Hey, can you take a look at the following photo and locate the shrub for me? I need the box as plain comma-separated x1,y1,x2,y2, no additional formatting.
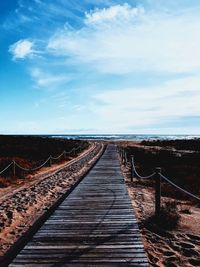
145,202,180,231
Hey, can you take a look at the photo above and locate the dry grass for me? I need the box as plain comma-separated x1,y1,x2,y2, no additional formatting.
0,135,90,185
144,202,180,231
121,142,200,202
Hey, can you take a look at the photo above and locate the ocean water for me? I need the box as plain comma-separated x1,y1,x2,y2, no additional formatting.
50,134,200,141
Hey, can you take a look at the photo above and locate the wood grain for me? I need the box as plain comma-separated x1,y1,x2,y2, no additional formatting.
9,145,148,266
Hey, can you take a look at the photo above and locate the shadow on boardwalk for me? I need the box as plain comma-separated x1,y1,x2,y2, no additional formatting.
10,145,148,266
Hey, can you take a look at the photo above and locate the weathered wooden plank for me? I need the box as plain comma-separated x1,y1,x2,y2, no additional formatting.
16,252,147,258
49,215,136,219
57,205,133,209
31,236,144,243
25,245,145,249
29,242,145,247
44,220,138,223
25,244,145,249
10,145,148,266
53,209,133,213
22,247,145,252
10,258,148,264
60,201,131,204
39,227,140,231
10,264,148,267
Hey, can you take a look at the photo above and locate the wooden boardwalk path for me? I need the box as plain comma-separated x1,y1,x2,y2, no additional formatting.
10,145,148,266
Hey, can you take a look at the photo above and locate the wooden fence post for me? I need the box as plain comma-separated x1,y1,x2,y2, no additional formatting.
131,156,134,182
124,151,127,166
13,161,16,178
155,167,161,216
121,149,123,163
122,150,125,165
49,157,52,167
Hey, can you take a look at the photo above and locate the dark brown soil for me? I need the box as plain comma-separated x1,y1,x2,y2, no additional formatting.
0,135,89,186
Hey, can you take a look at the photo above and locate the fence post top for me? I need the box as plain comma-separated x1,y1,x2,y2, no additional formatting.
155,167,161,173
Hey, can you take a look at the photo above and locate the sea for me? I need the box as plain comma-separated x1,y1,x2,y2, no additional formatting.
49,134,200,141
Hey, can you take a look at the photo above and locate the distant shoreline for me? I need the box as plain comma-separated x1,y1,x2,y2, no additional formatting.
1,134,199,141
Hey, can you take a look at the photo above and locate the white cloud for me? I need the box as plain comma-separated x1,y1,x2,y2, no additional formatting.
30,68,72,88
47,4,200,74
85,3,144,25
92,75,200,131
9,39,34,60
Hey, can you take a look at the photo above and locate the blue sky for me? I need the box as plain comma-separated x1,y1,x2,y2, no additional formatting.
1,0,200,134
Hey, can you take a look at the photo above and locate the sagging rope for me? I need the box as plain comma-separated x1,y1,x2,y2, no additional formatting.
0,144,83,175
51,151,66,160
160,173,200,201
131,156,155,179
0,162,14,175
14,156,52,172
119,148,200,202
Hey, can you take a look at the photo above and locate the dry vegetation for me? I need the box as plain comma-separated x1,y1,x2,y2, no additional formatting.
119,139,200,267
0,135,89,187
122,139,200,201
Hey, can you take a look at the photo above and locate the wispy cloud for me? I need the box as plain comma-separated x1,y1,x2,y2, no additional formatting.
48,4,200,74
92,75,200,131
9,39,35,60
30,68,72,88
85,3,144,24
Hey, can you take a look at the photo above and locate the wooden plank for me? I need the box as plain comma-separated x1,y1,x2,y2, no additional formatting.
25,245,145,249
10,145,148,266
40,227,140,232
28,243,144,248
12,258,147,266
10,264,148,267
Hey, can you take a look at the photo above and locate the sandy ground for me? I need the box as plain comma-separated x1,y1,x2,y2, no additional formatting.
0,142,104,257
121,160,200,267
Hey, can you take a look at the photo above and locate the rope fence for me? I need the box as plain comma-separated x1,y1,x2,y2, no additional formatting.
118,147,200,216
131,156,155,180
51,151,66,160
0,144,83,178
14,157,52,172
160,173,200,202
0,162,13,175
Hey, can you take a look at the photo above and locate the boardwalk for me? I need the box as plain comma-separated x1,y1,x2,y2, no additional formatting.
10,145,148,266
